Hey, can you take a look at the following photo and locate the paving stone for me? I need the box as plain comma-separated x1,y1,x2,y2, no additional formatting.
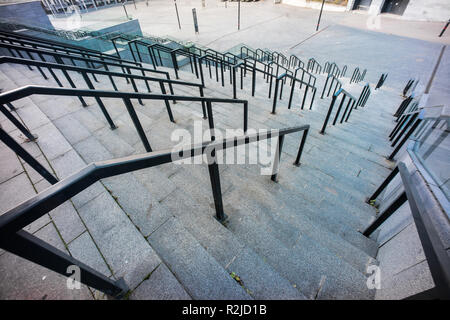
53,114,92,145
227,247,307,300
0,172,36,214
0,142,23,183
77,191,161,290
148,217,251,300
130,263,192,300
68,231,111,277
22,154,54,184
48,201,86,244
33,122,72,160
74,136,113,163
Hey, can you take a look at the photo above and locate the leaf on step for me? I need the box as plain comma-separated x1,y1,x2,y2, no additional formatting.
230,272,244,286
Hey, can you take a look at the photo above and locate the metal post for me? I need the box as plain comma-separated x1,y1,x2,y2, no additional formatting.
271,134,284,182
174,0,181,29
123,98,152,152
238,0,241,30
439,19,450,37
205,102,226,222
0,128,58,185
316,0,325,31
320,94,337,134
123,4,129,19
294,129,308,166
0,230,128,299
366,166,399,203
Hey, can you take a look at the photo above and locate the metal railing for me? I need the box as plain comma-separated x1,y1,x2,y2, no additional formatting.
355,83,371,108
0,124,310,298
403,78,419,97
375,73,388,90
321,74,342,99
271,72,318,114
307,58,322,74
0,85,248,162
363,162,450,299
0,54,206,120
320,88,357,135
0,40,175,91
387,109,424,161
350,67,366,84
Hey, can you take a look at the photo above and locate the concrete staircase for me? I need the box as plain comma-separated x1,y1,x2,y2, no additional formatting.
0,45,405,299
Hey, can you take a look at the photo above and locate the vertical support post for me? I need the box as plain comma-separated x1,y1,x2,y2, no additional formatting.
81,72,116,130
0,230,128,299
271,78,280,114
316,0,325,31
294,128,308,166
174,0,181,29
205,102,226,222
238,0,241,30
159,82,175,123
388,119,422,160
271,133,284,182
320,94,337,134
123,98,152,152
0,128,58,185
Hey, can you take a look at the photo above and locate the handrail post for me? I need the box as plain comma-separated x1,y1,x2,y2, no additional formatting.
332,94,345,125
363,191,407,236
0,128,58,184
271,78,280,114
387,118,422,160
205,101,226,222
294,128,309,166
320,94,338,134
123,98,152,152
158,81,176,123
0,104,37,141
170,50,179,79
271,133,285,182
251,67,256,97
81,72,116,130
288,78,295,109
0,230,128,299
366,166,399,203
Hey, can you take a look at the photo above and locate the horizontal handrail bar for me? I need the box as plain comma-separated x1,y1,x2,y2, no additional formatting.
0,56,201,87
0,124,309,236
0,40,170,77
0,85,247,105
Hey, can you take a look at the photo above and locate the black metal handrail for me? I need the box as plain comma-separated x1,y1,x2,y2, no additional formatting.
387,109,424,161
0,32,141,68
289,54,305,70
307,58,322,74
363,162,450,299
0,85,248,169
375,73,388,90
394,95,415,119
403,78,419,97
0,29,120,60
0,55,204,117
0,124,310,299
271,72,318,114
355,83,371,108
0,40,176,94
321,74,342,99
320,88,357,135
350,67,366,84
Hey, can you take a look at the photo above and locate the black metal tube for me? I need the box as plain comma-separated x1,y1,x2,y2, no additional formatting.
123,98,152,152
320,94,337,134
1,230,128,299
0,128,58,184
